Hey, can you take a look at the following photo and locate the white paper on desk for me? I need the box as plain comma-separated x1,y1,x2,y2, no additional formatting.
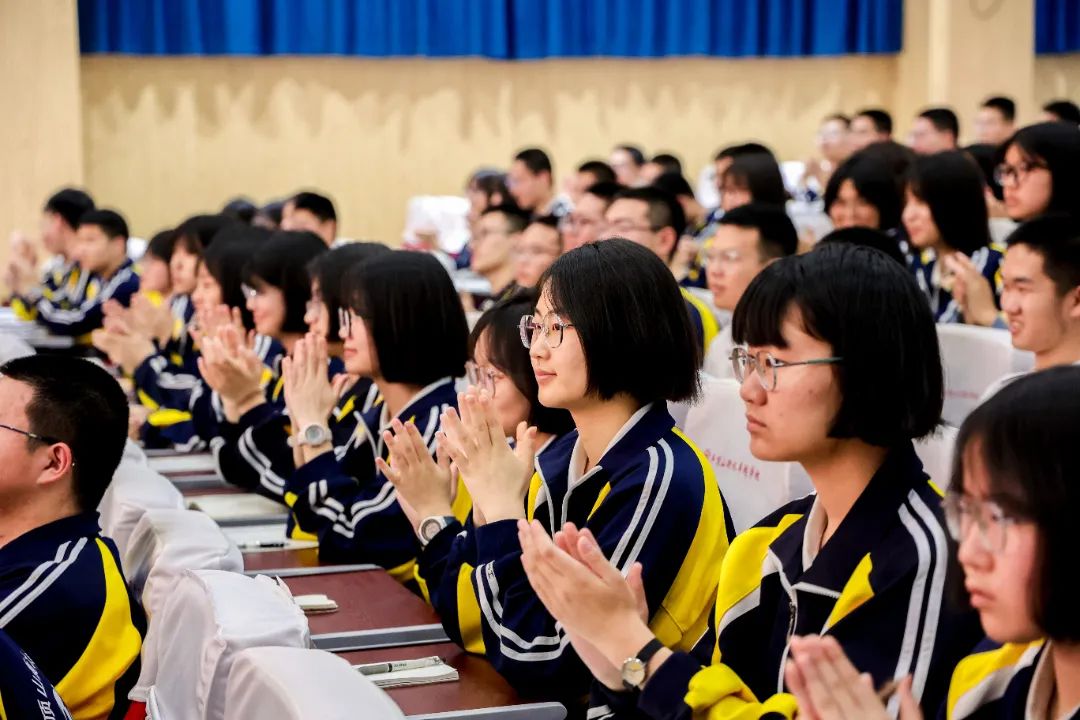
361,663,459,689
222,524,319,551
148,453,219,474
187,493,286,521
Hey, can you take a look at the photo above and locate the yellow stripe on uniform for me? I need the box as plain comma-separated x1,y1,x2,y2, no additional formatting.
825,554,874,631
456,562,486,654
681,287,720,348
946,640,1044,720
55,540,142,720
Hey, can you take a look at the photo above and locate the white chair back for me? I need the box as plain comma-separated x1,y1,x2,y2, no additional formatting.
98,441,184,558
937,325,1032,426
702,327,735,380
139,569,310,718
682,376,813,533
124,509,242,619
225,646,405,719
916,424,959,491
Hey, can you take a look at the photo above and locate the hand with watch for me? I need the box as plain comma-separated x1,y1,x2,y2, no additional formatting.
375,418,457,546
517,519,671,693
282,333,350,462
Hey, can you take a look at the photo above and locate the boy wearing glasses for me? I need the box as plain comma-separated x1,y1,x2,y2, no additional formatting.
0,356,144,719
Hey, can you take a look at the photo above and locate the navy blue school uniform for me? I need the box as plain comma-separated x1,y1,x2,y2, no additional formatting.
593,443,983,720
28,259,140,338
0,512,145,720
0,629,72,719
284,377,460,583
908,245,1005,324
943,639,1077,719
417,404,732,712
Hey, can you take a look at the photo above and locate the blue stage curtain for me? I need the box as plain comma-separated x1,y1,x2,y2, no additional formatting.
1036,0,1080,54
78,0,903,58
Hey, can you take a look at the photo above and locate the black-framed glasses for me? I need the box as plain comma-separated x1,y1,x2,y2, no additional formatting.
942,493,1022,554
729,347,843,392
465,361,501,397
0,422,59,445
519,313,574,349
240,283,260,302
993,161,1048,187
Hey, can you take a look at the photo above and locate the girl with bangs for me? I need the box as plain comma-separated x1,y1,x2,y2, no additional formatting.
517,243,982,718
397,239,731,713
278,251,469,580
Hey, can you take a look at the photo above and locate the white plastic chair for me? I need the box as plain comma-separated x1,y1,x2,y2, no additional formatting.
937,325,1033,426
124,509,242,619
916,424,959,491
138,569,310,719
98,440,184,558
682,376,813,534
702,326,735,380
225,646,405,719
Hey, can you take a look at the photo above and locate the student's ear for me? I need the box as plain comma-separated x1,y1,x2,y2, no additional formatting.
34,442,76,490
658,227,678,259
1067,286,1080,319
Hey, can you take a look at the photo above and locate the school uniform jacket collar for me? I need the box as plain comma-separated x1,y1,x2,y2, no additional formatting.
374,377,457,433
0,512,101,566
767,443,929,597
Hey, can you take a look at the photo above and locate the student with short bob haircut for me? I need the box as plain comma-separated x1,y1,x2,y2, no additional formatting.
281,251,468,579
718,152,788,211
903,150,1003,323
424,239,731,711
787,367,1080,719
243,230,328,349
516,243,981,718
825,152,904,233
996,122,1080,222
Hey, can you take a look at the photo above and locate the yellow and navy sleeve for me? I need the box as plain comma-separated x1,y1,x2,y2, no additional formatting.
681,287,719,358
32,260,140,338
0,629,72,720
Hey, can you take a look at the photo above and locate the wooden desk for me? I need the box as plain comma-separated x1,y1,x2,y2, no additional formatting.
242,546,323,573
342,644,566,719
284,570,440,637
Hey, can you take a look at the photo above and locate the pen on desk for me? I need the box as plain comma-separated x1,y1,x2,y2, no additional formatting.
237,541,286,549
355,656,443,676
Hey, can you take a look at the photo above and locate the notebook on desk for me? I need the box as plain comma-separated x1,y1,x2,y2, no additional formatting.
187,493,287,521
223,523,319,552
353,657,459,689
149,453,219,475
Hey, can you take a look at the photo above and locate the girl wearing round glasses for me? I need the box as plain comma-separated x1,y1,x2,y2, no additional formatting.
995,122,1080,223
213,242,391,511
280,250,469,579
516,242,981,717
416,239,731,710
786,366,1080,720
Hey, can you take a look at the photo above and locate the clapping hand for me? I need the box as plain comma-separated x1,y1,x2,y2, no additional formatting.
437,389,537,524
376,419,455,531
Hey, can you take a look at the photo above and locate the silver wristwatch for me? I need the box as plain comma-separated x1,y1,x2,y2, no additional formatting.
418,515,456,546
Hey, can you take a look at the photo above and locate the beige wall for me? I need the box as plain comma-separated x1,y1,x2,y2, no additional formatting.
0,0,83,264
1036,55,1080,106
81,55,896,244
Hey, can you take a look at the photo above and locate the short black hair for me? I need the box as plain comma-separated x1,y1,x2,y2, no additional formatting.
200,225,270,330
854,109,893,135
469,290,574,436
43,189,94,230
714,142,776,163
1,355,128,512
614,145,645,166
999,122,1080,216
907,150,991,255
174,214,236,256
222,197,257,224
717,203,799,260
538,239,700,405
481,204,531,234
1005,214,1080,296
950,366,1080,641
256,200,285,228
732,243,943,447
468,169,512,204
145,229,177,263
244,231,327,334
1042,99,1080,125
818,227,906,266
513,148,553,176
346,251,468,385
307,242,392,340
649,153,683,176
77,209,129,241
583,181,623,205
651,171,695,199
918,107,960,137
722,153,789,207
982,96,1016,123
291,191,337,223
824,152,904,231
612,186,687,239
576,160,616,185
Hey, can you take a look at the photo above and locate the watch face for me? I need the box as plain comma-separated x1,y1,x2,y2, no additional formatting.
303,424,329,445
420,518,443,542
621,657,646,689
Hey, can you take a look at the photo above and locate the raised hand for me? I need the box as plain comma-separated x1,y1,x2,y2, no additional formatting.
281,333,337,430
437,389,537,523
943,252,998,327
375,418,454,530
197,324,264,420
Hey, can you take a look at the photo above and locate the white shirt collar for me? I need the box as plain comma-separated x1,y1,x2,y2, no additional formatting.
802,498,827,571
